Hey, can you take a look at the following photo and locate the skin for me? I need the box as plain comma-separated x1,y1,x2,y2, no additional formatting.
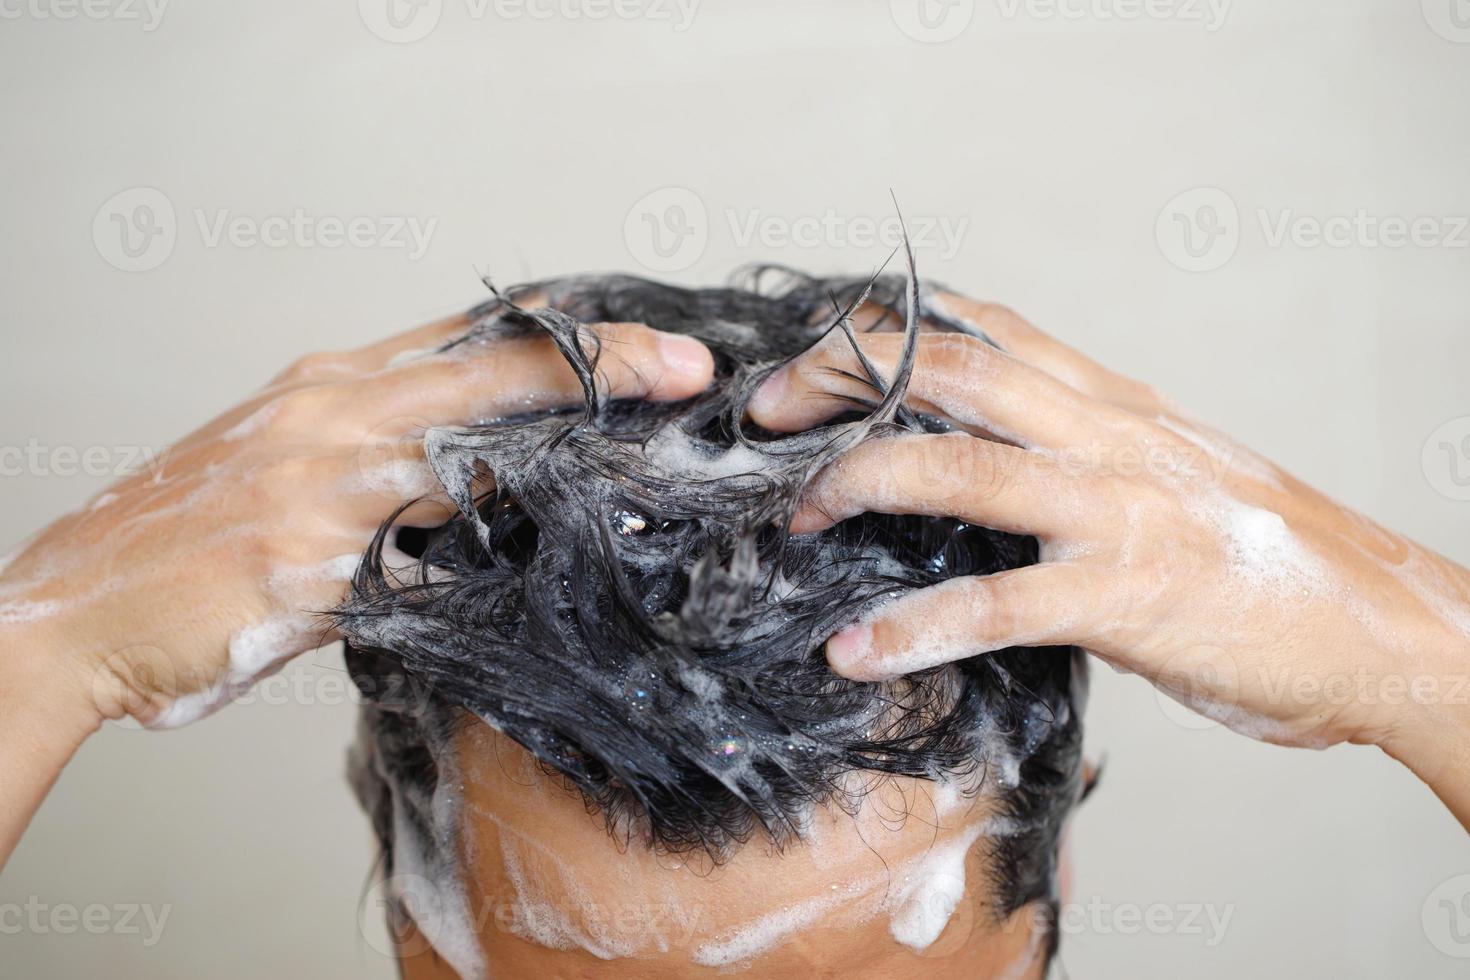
747,292,1470,831
0,305,717,867
394,720,1051,980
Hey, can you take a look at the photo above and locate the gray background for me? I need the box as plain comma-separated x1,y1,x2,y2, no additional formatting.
3,1,1469,977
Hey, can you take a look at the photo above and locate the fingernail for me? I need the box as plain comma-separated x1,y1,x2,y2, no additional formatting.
826,623,874,672
657,332,712,378
749,367,788,419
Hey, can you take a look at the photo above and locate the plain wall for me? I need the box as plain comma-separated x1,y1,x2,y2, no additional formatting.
2,1,1468,976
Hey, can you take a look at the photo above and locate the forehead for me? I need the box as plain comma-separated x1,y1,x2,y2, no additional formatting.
397,717,1046,978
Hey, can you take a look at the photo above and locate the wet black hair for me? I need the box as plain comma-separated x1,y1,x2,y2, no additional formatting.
339,257,1088,955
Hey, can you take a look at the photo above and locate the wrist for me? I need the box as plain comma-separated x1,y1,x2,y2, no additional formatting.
1,613,107,749
1373,634,1470,828
0,615,106,869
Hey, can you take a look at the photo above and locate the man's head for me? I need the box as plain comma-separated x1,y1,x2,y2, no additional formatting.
339,267,1088,977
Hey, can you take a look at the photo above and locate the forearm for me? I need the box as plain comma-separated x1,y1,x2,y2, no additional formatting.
0,620,99,871
1376,548,1470,830
1379,653,1470,832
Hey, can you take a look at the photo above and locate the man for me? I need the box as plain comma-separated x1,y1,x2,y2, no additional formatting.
340,267,1087,978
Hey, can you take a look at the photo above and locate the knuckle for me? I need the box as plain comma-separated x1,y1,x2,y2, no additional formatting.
279,349,357,384
589,321,657,359
585,319,639,343
790,354,837,394
973,301,1023,327
910,433,974,498
961,437,1012,499
971,578,1019,643
923,333,990,374
587,323,658,385
252,455,334,510
266,386,341,436
1126,379,1168,414
963,301,1031,342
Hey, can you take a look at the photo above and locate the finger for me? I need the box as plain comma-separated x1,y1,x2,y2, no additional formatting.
929,293,1164,415
350,290,552,370
349,311,475,370
264,294,555,389
825,565,1100,682
263,314,476,389
271,321,715,442
748,331,1120,452
340,438,463,528
792,433,1091,539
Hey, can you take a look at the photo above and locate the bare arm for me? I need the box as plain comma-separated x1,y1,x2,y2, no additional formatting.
751,293,1470,830
0,309,714,870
